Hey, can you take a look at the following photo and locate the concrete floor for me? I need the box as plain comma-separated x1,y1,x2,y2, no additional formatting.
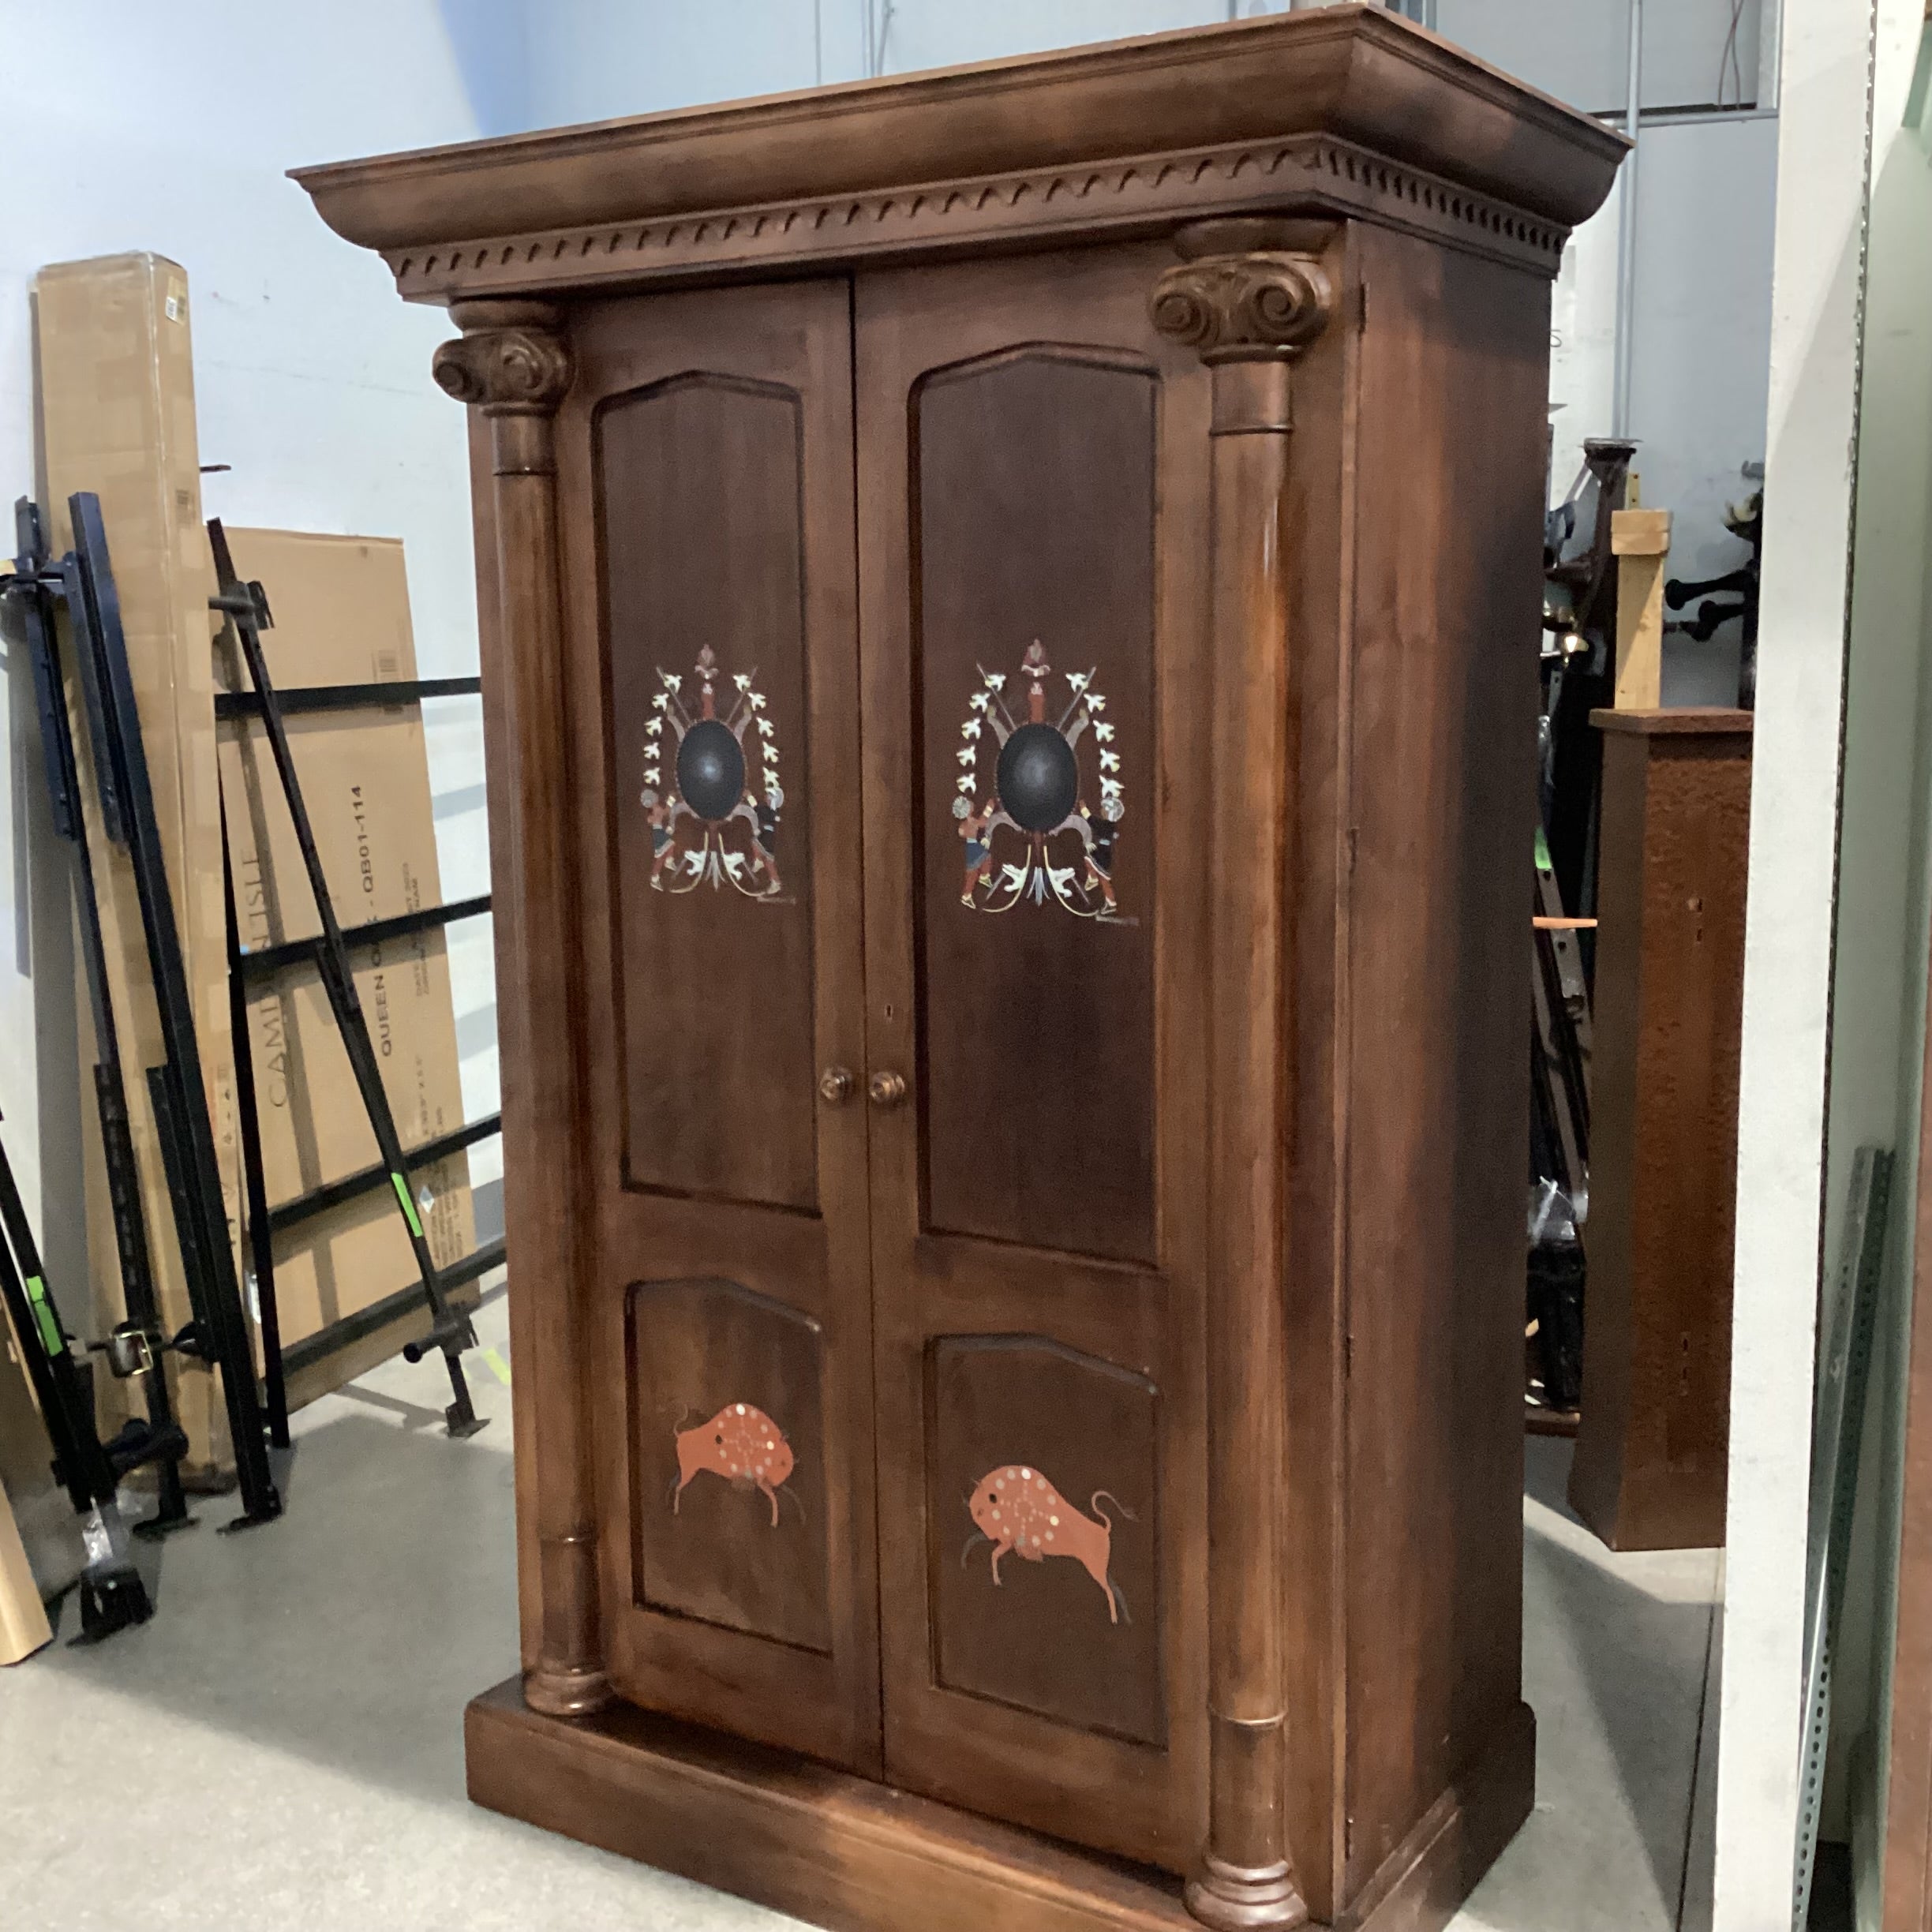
0,1295,1720,1931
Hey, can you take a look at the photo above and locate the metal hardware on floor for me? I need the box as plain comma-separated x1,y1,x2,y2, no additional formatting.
1793,1144,1893,1928
0,1114,163,1641
5,493,281,1533
210,519,491,1440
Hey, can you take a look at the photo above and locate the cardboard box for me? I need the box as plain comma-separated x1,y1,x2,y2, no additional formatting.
215,530,477,1390
34,254,239,1481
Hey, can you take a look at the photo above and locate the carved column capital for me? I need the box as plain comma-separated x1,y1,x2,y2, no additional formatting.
1149,220,1336,368
433,299,574,416
1150,253,1333,365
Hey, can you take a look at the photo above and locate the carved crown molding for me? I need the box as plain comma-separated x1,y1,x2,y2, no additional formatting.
384,135,1567,307
432,301,574,415
1149,250,1333,363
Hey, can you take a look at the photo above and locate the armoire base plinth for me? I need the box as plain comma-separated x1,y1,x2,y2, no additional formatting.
465,1680,1535,1932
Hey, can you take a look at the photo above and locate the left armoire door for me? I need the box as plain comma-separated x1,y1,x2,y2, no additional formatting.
555,279,882,1774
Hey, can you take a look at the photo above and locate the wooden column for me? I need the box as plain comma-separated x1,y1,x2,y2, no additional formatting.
1569,707,1751,1551
433,301,609,1717
1152,220,1333,1932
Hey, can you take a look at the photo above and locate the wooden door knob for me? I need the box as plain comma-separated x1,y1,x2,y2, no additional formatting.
867,1070,908,1108
818,1066,855,1105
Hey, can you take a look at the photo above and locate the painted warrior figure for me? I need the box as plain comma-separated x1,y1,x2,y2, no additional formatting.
1022,637,1050,722
642,788,680,889
1080,801,1119,915
751,791,784,897
957,795,998,904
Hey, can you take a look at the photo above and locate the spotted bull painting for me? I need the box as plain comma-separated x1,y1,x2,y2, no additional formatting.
671,1402,798,1527
962,1463,1133,1624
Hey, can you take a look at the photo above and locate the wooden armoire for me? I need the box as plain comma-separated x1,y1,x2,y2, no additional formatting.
298,13,1621,1929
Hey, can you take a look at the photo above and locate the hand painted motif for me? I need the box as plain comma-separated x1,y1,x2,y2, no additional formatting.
671,1402,797,1527
641,644,784,897
952,639,1123,918
962,1464,1134,1624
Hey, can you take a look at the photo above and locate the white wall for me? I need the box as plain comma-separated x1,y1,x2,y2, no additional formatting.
1811,0,1932,1918
0,1,501,1282
1550,114,1777,707
1439,0,1767,113
1717,0,1875,1923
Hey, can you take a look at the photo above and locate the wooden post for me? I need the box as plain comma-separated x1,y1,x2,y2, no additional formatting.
1152,219,1334,1932
1611,506,1672,709
433,301,609,1718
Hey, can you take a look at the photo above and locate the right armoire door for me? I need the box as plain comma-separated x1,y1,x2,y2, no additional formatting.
853,242,1217,1875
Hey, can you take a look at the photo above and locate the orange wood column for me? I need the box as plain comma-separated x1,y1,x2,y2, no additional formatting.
1152,219,1334,1932
435,301,610,1717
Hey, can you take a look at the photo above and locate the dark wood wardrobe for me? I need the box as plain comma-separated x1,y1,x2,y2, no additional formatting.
297,11,1623,1928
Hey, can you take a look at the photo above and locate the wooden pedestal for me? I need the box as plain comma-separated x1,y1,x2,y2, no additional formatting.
1570,708,1753,1551
466,1680,1535,1932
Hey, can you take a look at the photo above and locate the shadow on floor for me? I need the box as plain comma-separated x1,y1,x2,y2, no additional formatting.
34,1407,520,1812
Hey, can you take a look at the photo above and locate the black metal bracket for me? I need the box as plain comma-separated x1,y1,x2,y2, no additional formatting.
3,496,286,1537
52,496,282,1530
235,894,490,983
212,519,497,1441
214,675,481,720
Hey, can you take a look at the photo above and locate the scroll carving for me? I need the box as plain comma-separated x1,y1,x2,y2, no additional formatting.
1149,251,1332,364
432,301,573,415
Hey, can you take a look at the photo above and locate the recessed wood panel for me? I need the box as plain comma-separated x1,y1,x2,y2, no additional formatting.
601,373,817,1211
913,350,1157,1264
630,1277,831,1656
928,1335,1163,1748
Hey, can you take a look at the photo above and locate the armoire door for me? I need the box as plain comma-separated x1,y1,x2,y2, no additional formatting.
855,245,1215,1870
555,279,882,1773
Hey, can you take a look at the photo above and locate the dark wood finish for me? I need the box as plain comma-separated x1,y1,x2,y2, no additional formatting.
466,1676,1533,1932
857,243,1211,1875
557,279,882,1773
1151,217,1335,1931
913,344,1159,1266
601,373,818,1209
1335,222,1553,1900
1569,708,1751,1552
293,8,1623,282
306,13,1622,1931
435,301,608,1718
930,1336,1165,1748
629,1278,830,1653
464,410,545,1675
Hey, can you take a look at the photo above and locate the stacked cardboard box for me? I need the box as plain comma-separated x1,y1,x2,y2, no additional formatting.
36,256,478,1460
34,254,239,1481
217,530,477,1408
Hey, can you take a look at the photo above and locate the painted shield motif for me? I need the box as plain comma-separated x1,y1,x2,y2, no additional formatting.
954,639,1124,918
641,644,784,897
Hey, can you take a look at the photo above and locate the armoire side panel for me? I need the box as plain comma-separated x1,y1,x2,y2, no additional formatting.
914,350,1159,1267
600,373,818,1213
1341,226,1548,1896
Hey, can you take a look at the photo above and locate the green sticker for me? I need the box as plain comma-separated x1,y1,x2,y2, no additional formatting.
391,1173,425,1242
1534,825,1552,873
24,1275,61,1357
